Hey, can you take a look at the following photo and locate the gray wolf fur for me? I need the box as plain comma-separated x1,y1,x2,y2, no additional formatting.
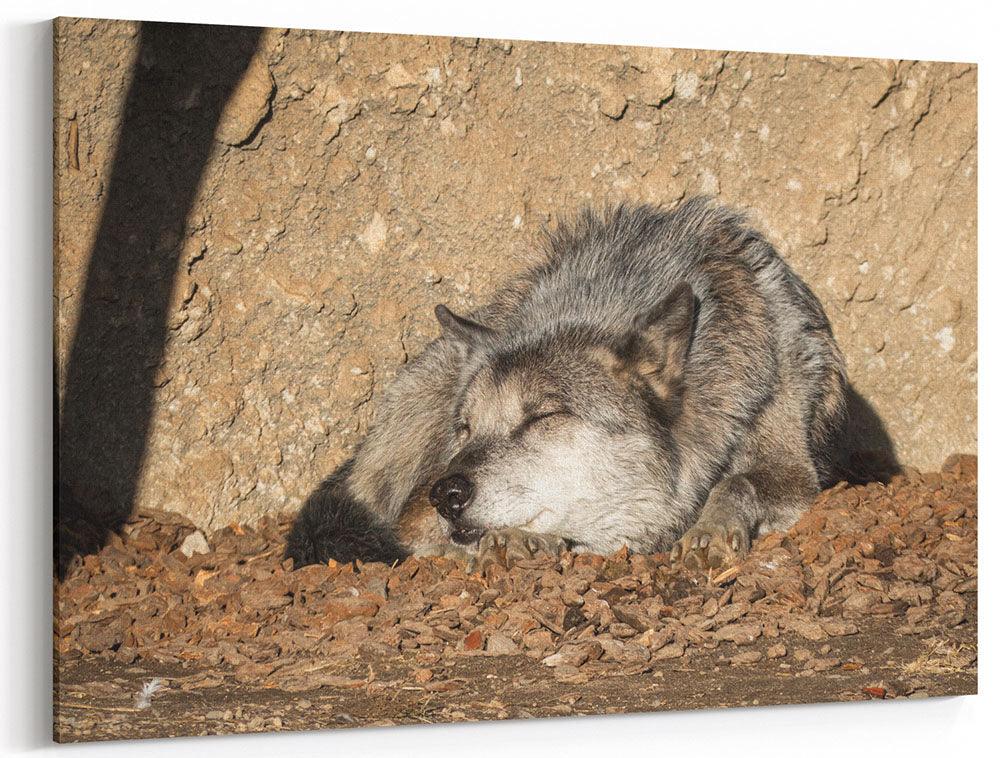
286,198,853,570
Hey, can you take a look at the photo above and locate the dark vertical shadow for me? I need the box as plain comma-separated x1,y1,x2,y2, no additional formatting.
56,22,262,578
834,383,901,486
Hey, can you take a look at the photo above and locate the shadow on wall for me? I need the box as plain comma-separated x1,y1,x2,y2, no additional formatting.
836,384,901,487
56,22,263,578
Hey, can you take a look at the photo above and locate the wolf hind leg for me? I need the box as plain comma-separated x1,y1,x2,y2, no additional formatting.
670,462,817,570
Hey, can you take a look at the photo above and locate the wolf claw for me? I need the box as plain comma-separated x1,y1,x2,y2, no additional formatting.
670,520,748,571
474,528,567,571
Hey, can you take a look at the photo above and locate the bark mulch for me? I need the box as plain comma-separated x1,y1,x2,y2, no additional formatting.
53,454,978,740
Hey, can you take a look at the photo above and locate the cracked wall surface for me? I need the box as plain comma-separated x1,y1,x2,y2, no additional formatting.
54,19,977,529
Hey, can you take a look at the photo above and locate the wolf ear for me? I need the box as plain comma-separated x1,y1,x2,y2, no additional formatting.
435,304,494,348
623,283,695,397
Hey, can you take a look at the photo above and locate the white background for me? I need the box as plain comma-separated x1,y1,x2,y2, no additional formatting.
1,1,992,755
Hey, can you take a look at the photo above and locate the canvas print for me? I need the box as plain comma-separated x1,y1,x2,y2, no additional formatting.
53,17,977,742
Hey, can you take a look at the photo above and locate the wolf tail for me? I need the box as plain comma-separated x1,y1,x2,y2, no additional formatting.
284,460,409,568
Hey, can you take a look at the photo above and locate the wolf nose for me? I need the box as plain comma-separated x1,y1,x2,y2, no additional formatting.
429,475,474,520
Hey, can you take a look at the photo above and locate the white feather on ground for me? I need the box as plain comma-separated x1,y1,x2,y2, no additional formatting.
134,678,164,710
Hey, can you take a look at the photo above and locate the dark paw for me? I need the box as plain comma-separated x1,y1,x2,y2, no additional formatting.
670,520,748,571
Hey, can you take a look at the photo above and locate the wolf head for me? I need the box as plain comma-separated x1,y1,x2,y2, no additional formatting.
428,283,695,554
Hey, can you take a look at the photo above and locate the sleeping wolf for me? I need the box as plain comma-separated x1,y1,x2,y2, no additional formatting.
286,198,852,571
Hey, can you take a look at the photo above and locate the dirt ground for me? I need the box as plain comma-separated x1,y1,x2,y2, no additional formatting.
56,617,976,741
54,455,977,742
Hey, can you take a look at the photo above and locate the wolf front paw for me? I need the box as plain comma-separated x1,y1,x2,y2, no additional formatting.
670,520,748,571
474,528,567,571
412,542,477,571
